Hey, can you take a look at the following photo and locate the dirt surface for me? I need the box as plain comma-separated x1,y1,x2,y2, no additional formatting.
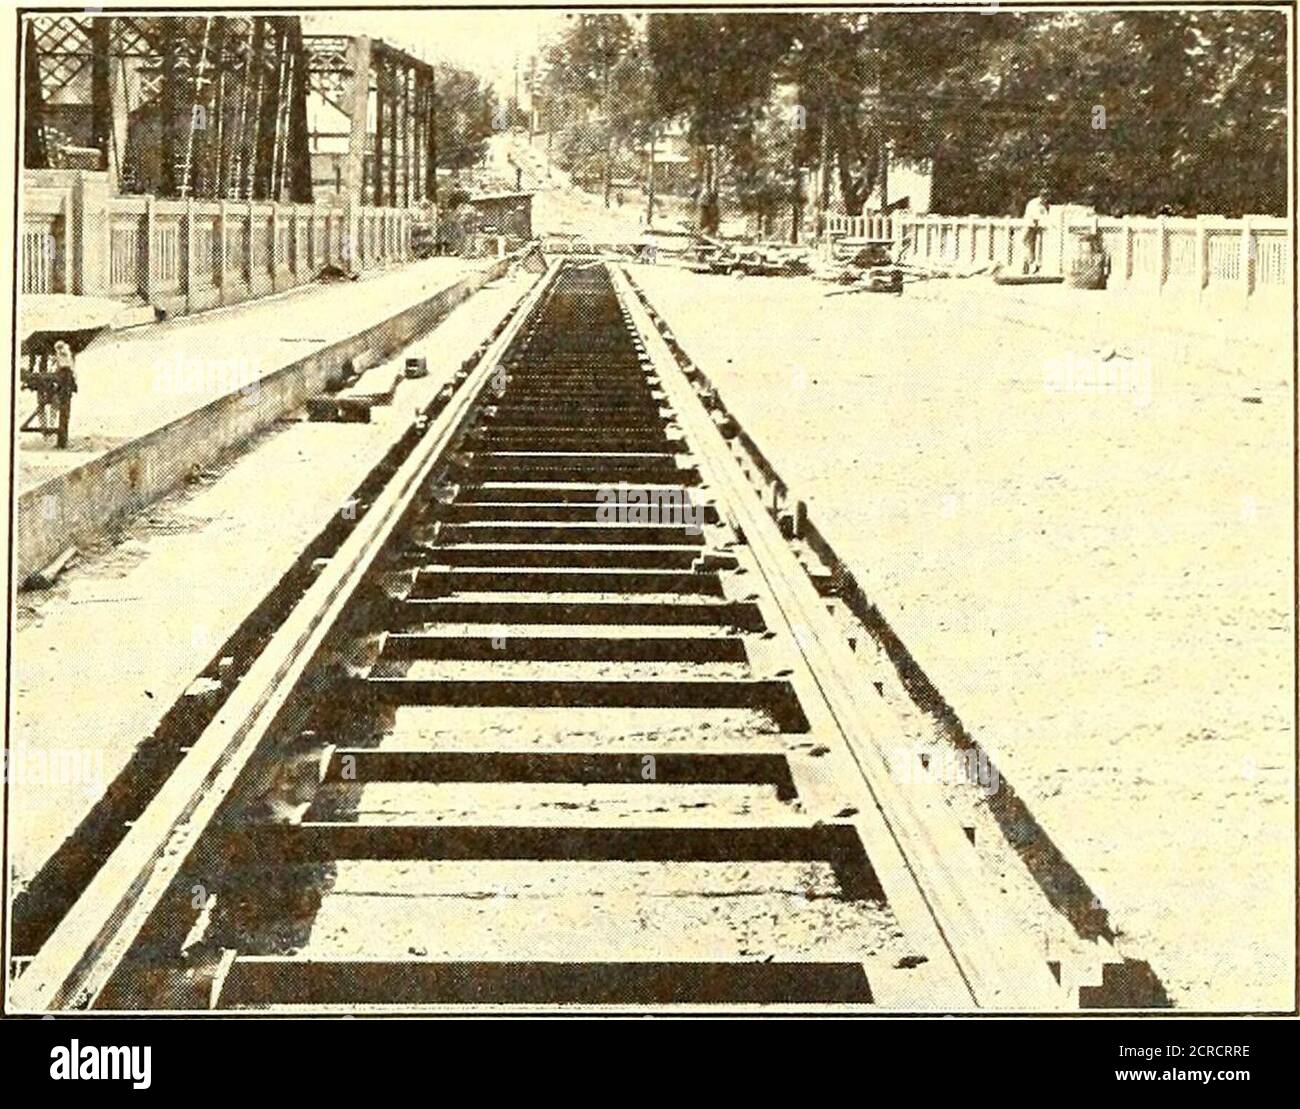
629,262,1295,1011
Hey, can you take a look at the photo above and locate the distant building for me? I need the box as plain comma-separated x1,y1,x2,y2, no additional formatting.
643,120,694,196
467,190,533,246
863,157,933,215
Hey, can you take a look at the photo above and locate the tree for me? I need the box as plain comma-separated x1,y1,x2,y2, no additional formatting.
731,88,806,239
787,13,875,219
544,9,1287,225
1149,8,1286,215
876,9,1287,216
788,9,1286,218
433,63,496,175
541,14,642,206
647,12,798,233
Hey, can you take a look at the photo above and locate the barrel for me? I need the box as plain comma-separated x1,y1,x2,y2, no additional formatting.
1067,231,1109,289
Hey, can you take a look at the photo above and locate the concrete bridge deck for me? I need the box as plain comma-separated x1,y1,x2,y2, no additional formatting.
14,254,529,582
17,258,475,492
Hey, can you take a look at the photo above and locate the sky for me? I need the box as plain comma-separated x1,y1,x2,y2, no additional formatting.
302,10,571,100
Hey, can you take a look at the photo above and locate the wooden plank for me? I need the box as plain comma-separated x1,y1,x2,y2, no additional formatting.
216,958,873,1007
992,273,1064,286
23,544,78,590
320,748,796,798
236,823,883,900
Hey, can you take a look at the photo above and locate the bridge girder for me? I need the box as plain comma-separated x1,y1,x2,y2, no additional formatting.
25,14,313,203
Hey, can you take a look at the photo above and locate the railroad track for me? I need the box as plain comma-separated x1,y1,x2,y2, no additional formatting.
13,259,1092,1012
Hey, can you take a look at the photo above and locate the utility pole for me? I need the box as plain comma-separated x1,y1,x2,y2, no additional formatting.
429,64,437,205
160,23,177,196
641,22,655,228
527,55,537,138
601,19,613,208
870,13,888,215
817,101,831,241
646,127,656,227
880,139,890,213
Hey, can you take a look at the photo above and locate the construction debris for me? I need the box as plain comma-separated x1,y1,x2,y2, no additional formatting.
685,239,814,277
22,545,78,591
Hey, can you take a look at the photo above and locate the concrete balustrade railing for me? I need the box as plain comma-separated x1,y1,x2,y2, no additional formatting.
825,209,1290,301
21,168,421,316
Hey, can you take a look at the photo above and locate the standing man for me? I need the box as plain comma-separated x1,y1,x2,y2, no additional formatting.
1021,188,1050,274
49,339,77,449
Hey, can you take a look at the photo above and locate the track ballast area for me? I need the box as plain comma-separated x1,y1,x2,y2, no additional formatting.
13,260,1100,1013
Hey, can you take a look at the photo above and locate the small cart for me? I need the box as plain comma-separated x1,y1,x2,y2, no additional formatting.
836,237,904,293
19,295,118,449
